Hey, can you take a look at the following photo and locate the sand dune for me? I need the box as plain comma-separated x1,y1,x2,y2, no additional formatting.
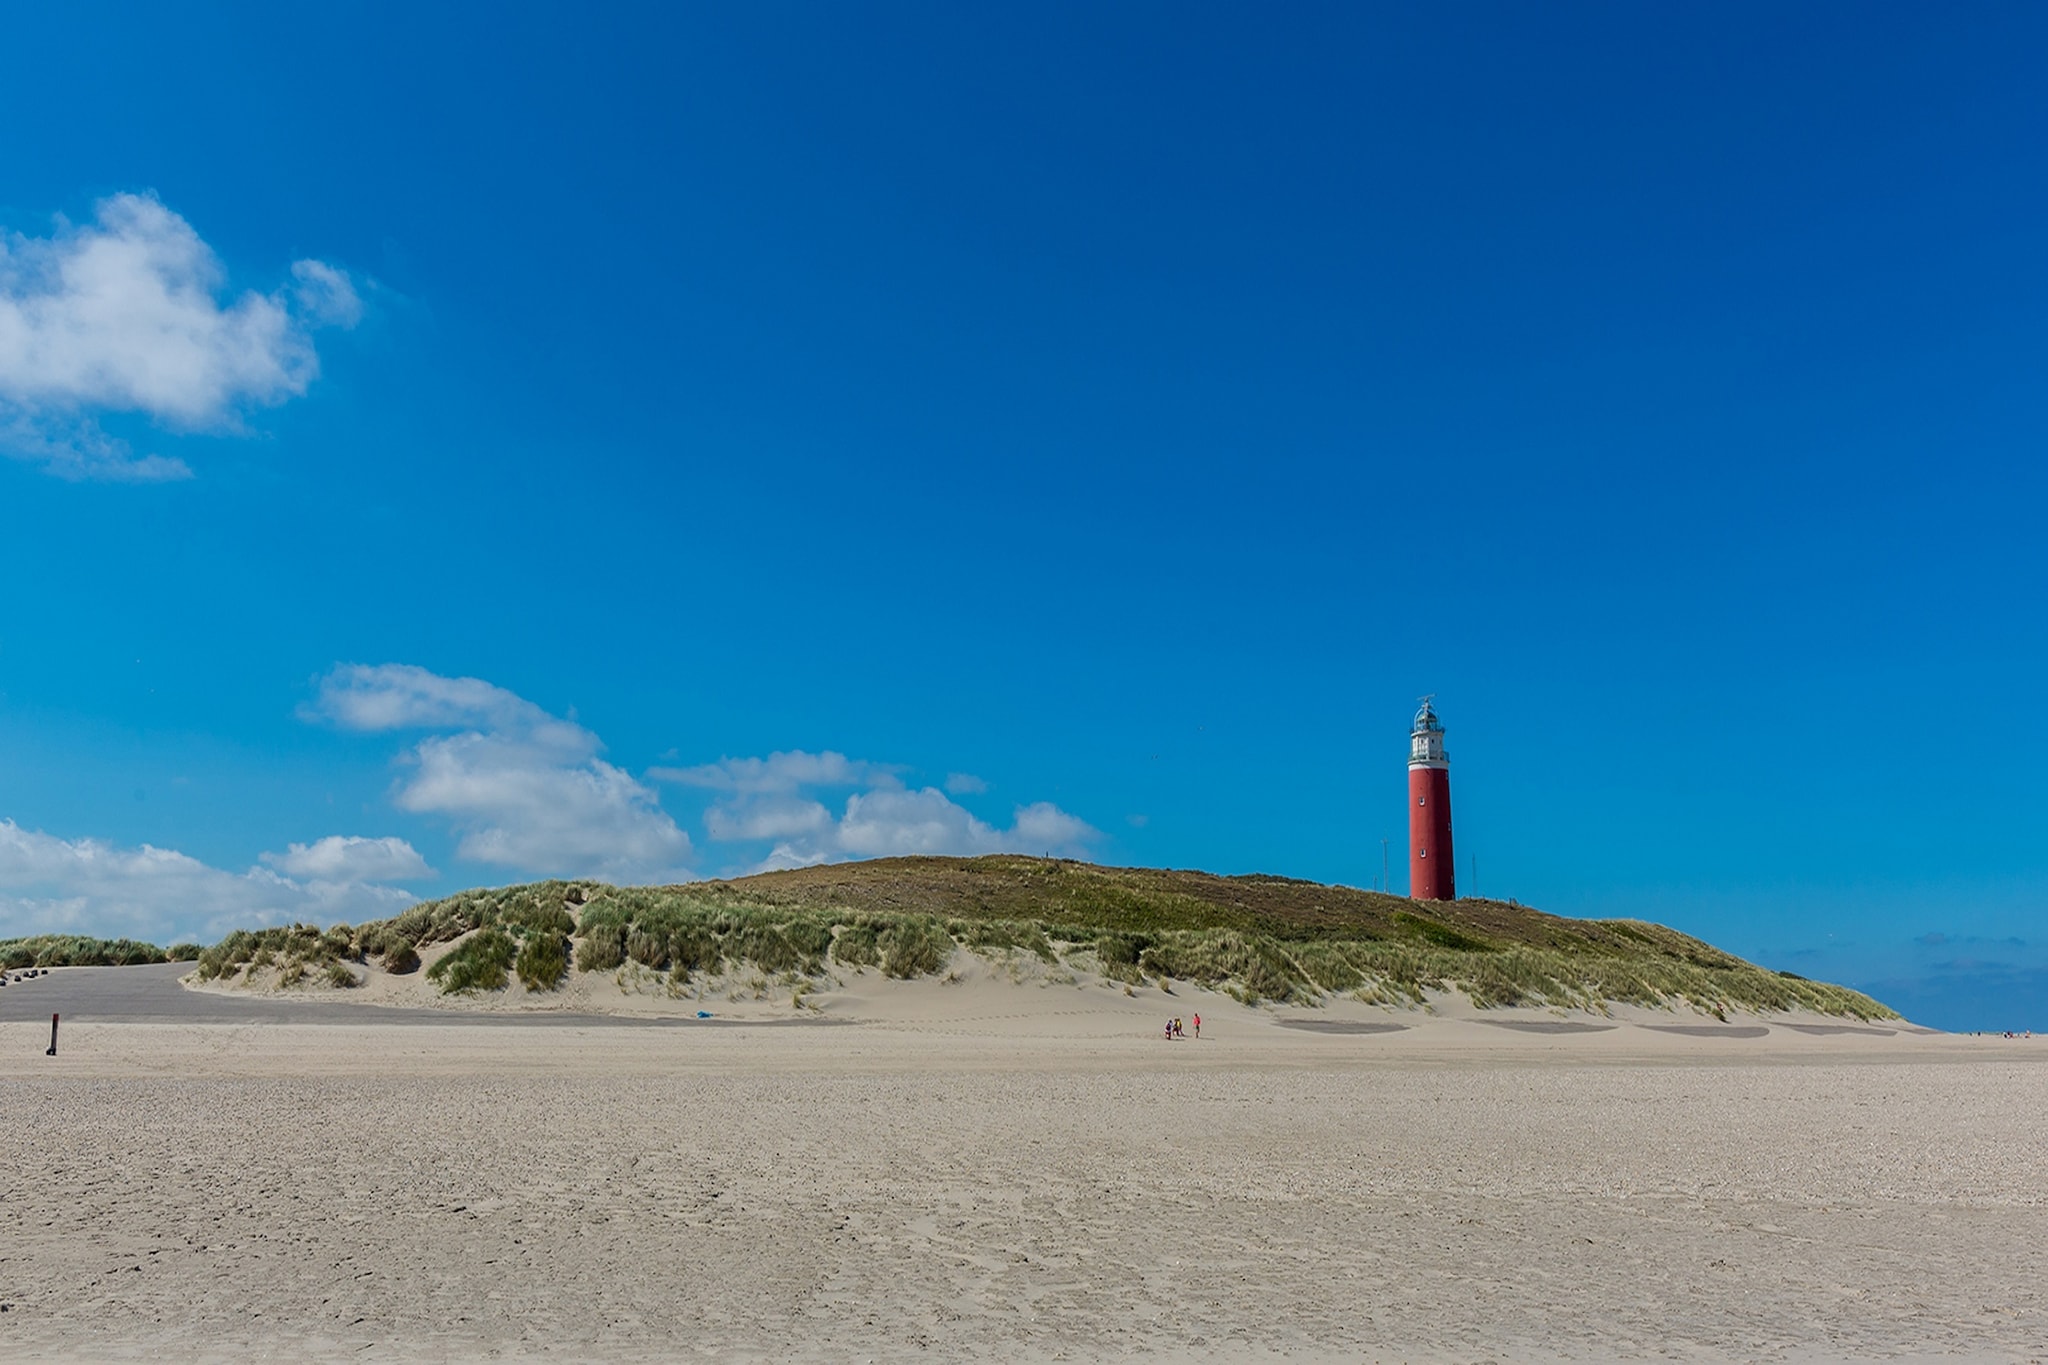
1,965,2042,1362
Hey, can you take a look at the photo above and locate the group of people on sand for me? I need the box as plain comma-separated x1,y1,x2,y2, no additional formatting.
1163,1014,1200,1040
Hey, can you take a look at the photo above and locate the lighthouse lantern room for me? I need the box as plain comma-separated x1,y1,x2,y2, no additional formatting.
1407,696,1456,901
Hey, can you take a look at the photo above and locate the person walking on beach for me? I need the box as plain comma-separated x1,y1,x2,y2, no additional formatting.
1192,1012,1201,1039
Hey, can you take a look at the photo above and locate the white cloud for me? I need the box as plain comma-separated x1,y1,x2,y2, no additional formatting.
651,749,900,794
833,789,1096,860
308,669,1091,885
311,663,692,884
0,193,358,481
1011,801,1098,850
259,835,432,883
0,818,417,944
400,733,689,881
681,749,1099,874
703,796,834,842
836,787,1007,858
740,787,1099,873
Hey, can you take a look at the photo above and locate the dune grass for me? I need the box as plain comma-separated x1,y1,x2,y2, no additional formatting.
426,926,518,993
177,857,1897,1019
515,930,569,991
1,935,176,969
192,924,353,983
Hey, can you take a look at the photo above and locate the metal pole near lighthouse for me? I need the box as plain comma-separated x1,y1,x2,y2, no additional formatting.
1407,697,1456,900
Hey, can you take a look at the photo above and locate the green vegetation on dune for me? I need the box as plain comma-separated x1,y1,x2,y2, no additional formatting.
515,929,570,991
427,926,519,993
176,856,1895,1019
193,923,354,983
1,935,188,969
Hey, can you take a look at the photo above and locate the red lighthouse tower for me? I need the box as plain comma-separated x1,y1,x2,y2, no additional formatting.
1408,696,1455,901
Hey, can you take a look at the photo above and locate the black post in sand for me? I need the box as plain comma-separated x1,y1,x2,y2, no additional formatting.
46,1012,58,1056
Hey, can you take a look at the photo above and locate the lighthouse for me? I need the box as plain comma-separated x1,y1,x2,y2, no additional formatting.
1408,696,1456,900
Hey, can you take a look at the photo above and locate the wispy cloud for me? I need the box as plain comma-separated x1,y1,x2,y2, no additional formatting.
0,193,359,481
310,663,582,747
0,818,420,943
308,664,692,884
650,749,901,794
1914,930,2028,950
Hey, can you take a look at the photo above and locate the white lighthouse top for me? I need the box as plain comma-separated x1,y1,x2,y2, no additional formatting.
1409,695,1448,768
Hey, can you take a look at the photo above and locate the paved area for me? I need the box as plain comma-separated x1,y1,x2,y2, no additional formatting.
0,961,714,1028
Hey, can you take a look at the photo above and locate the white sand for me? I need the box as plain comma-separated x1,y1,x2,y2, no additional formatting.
3,971,2044,1362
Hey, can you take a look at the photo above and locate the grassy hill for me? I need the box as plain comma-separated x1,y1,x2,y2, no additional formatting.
180,855,1896,1019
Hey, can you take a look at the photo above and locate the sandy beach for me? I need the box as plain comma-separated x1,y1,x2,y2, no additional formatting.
1,965,2043,1363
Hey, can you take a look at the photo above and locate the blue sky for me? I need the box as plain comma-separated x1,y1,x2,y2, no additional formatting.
2,3,2043,1030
